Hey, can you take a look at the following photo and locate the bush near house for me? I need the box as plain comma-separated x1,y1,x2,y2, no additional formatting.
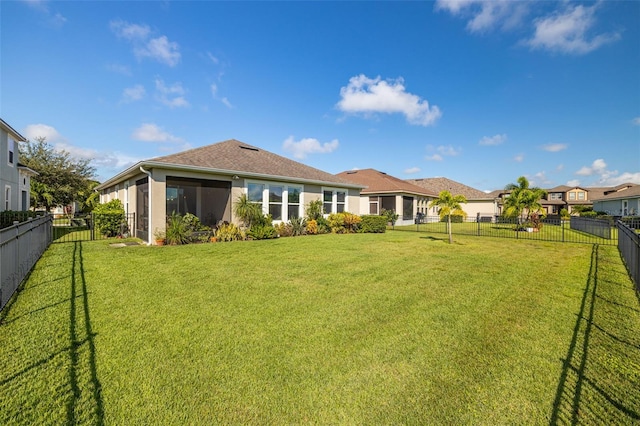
93,200,126,237
358,215,387,233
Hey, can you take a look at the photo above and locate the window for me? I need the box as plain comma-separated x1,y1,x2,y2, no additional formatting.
288,186,301,219
578,192,585,200
369,196,379,215
269,185,283,220
322,188,348,214
549,193,562,200
5,186,10,210
247,181,302,222
569,192,576,200
8,138,14,166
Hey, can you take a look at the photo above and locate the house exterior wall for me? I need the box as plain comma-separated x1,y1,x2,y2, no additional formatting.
459,200,499,219
1,129,18,211
593,198,640,216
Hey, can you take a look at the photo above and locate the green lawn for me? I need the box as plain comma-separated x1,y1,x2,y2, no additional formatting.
1,232,638,424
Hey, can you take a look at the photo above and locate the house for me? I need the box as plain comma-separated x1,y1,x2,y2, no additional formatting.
592,184,640,216
407,177,499,221
335,169,437,226
1,118,37,212
95,139,365,244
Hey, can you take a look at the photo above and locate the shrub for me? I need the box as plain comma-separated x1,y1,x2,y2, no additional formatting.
440,212,465,223
165,212,190,245
274,222,292,237
93,199,126,237
581,211,598,218
306,219,318,235
342,212,361,233
381,209,399,226
358,215,387,233
305,199,324,221
215,223,244,242
289,216,307,236
328,213,346,234
247,223,277,240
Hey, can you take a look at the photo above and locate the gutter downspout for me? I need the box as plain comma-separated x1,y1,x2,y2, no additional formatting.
140,166,152,245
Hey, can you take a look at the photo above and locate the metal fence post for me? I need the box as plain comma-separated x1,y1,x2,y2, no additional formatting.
477,213,480,236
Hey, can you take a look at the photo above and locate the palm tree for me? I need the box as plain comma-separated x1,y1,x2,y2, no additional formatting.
502,176,547,224
233,193,263,229
429,190,467,244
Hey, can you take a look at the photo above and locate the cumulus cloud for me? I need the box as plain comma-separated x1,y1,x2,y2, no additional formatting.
336,75,441,126
425,154,443,162
131,123,185,144
121,84,146,103
110,20,180,67
572,158,640,185
566,179,581,187
541,143,568,152
24,0,67,28
282,136,339,159
23,123,64,143
155,78,189,108
404,167,421,174
107,63,132,76
479,133,507,146
527,4,620,55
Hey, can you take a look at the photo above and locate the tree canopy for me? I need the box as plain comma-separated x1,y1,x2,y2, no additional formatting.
429,190,467,244
502,176,547,223
19,137,96,212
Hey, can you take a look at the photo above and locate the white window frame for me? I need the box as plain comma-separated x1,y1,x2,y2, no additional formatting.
5,185,11,211
321,187,348,215
245,180,304,223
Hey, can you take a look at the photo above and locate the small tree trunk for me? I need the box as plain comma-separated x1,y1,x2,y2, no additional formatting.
447,214,453,244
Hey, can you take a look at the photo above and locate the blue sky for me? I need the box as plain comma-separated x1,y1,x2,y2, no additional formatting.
2,0,639,192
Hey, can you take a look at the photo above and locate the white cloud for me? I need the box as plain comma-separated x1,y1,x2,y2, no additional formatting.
107,63,132,76
110,20,150,40
24,0,67,27
221,97,233,109
566,179,581,187
336,75,441,126
572,158,640,186
514,153,524,162
131,123,185,144
404,167,421,174
110,20,180,67
121,84,146,103
556,164,564,172
527,4,620,55
435,0,528,33
541,143,568,152
23,123,64,143
211,84,234,109
479,133,507,146
436,145,462,156
531,171,551,186
632,117,640,126
282,136,339,159
155,78,189,108
576,158,608,176
135,36,181,67
425,154,443,162
207,52,219,64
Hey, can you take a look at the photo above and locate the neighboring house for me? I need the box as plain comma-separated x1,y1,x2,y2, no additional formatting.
1,118,37,212
336,169,437,226
96,139,365,244
408,177,499,220
592,184,640,216
543,185,594,215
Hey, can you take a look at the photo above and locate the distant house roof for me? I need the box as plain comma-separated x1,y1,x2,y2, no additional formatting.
592,184,640,201
336,168,437,197
407,177,492,200
0,118,27,142
97,139,364,190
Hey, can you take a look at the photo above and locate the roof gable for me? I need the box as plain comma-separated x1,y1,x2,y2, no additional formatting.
336,168,437,197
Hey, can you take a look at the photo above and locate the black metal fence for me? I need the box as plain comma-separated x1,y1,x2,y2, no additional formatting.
0,215,52,311
53,213,136,243
394,215,617,245
617,220,640,293
570,216,612,239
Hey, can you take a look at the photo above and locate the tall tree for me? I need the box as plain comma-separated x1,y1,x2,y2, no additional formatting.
19,137,96,212
502,176,547,224
429,190,467,244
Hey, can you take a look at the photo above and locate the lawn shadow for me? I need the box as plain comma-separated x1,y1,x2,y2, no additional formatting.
67,241,105,425
419,236,447,242
550,244,640,424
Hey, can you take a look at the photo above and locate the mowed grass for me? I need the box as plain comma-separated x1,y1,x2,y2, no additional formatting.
1,232,638,424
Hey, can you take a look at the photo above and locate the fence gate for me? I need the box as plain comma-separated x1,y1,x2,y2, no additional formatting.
52,213,135,243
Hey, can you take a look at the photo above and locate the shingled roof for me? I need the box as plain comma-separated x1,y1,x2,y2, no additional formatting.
336,168,437,197
407,177,492,200
98,139,363,189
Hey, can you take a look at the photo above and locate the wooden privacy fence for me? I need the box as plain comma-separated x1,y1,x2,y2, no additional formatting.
0,215,52,311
